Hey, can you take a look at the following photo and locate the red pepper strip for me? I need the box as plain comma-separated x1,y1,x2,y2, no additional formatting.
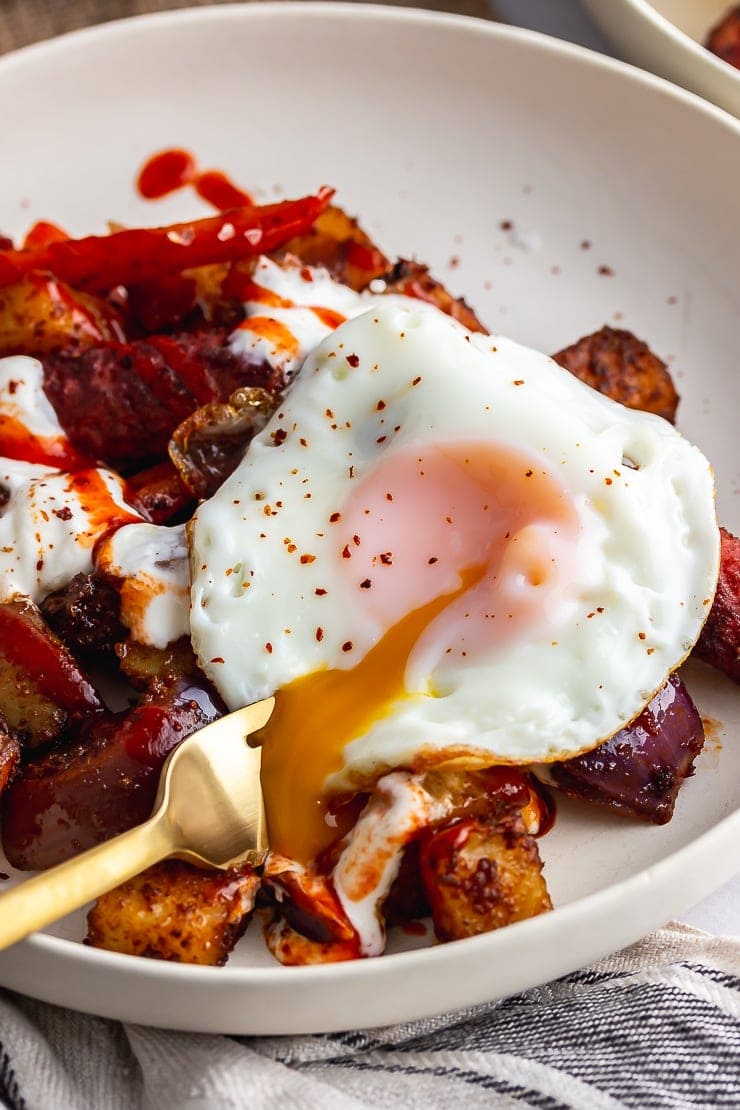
0,188,334,293
0,599,102,713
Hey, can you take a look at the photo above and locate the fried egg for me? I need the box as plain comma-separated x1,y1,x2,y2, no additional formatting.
189,301,719,861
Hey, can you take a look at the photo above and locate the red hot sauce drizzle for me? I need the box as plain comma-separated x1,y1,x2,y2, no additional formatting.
136,148,254,209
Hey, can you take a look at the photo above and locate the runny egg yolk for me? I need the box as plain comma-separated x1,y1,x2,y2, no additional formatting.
259,440,579,863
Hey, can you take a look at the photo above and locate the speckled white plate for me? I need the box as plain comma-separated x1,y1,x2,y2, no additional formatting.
584,0,740,117
0,4,737,1034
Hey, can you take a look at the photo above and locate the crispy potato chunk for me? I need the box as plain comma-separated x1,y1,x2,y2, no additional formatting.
277,205,390,291
382,259,488,333
86,860,260,965
420,813,551,942
0,274,121,357
553,325,679,422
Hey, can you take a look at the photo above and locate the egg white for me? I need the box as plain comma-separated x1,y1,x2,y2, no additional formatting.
189,301,719,780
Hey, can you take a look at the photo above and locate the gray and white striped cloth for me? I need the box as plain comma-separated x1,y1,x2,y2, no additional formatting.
0,922,737,1109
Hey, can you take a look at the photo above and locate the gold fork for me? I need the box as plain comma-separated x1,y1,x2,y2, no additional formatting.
0,696,274,952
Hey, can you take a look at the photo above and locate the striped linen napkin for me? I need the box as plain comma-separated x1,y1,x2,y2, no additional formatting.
0,923,737,1109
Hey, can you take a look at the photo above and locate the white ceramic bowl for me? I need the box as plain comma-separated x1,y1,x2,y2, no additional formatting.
584,0,740,116
0,3,737,1034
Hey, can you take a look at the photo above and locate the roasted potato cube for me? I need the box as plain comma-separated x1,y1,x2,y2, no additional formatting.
420,813,551,942
553,325,679,422
382,259,488,333
276,204,390,291
86,860,260,965
0,274,121,357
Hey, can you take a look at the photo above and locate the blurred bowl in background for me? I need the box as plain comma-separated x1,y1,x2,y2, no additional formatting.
584,0,740,116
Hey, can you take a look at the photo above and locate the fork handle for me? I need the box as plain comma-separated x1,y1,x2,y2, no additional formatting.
0,814,173,951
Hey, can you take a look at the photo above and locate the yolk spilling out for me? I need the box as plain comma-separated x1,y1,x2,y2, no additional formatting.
259,439,578,864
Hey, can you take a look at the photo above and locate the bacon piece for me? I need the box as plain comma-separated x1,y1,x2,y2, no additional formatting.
1,648,224,870
0,598,102,747
0,190,334,292
552,326,679,422
694,526,740,683
41,330,282,472
548,674,704,824
420,812,551,942
87,860,260,964
382,258,487,333
706,5,740,68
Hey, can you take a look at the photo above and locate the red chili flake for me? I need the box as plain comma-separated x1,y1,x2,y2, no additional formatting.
513,379,524,386
525,469,533,477
300,267,313,282
342,641,353,652
52,506,73,520
587,611,595,619
287,543,297,554
499,219,513,231
299,437,308,447
210,657,225,664
348,465,355,478
598,265,614,276
342,545,352,559
377,435,387,444
376,399,386,411
449,255,459,268
352,534,361,547
7,380,17,394
271,428,288,445
386,492,393,501
647,647,655,655
638,632,646,641
580,239,591,250
346,353,360,368
411,376,422,386
315,587,327,596
300,554,316,564
329,511,341,523
360,578,372,589
36,559,44,571
597,607,605,613
316,627,324,642
325,408,334,418
380,552,393,565
605,477,613,485
263,505,273,515
428,556,438,565
265,643,273,654
233,499,241,505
